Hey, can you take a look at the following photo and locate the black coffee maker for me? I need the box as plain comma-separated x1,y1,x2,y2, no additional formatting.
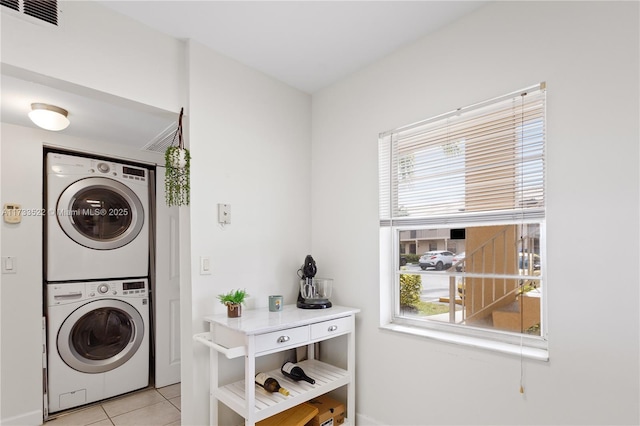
297,255,332,309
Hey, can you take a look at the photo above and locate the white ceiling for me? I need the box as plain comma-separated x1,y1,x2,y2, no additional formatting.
1,1,486,150
1,71,179,150
99,1,486,94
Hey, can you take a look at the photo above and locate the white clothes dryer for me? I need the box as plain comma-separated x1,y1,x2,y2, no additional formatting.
46,152,150,281
46,279,149,414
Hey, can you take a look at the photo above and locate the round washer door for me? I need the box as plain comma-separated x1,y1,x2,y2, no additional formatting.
57,177,144,250
57,299,145,373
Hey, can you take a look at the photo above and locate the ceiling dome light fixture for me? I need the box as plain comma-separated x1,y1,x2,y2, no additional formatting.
28,103,70,131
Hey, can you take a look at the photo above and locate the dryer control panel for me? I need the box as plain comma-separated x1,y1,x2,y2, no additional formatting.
47,152,148,187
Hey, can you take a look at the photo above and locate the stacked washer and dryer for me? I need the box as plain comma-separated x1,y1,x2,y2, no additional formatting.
45,152,151,414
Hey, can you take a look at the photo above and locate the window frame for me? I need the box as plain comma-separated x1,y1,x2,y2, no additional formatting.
378,84,548,360
391,222,546,349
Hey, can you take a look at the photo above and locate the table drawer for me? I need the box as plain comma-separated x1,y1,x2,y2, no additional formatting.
310,316,352,341
255,325,309,353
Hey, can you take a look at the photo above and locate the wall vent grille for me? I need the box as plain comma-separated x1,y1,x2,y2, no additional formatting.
1,0,58,26
142,123,179,153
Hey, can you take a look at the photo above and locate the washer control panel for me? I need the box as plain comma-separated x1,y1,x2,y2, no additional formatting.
97,162,111,173
87,280,147,298
122,279,147,295
47,279,148,306
87,281,119,297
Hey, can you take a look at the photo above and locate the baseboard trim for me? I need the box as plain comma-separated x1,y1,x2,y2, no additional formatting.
356,412,384,425
1,409,43,426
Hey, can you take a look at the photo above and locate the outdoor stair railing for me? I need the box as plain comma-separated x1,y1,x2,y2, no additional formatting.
447,225,537,325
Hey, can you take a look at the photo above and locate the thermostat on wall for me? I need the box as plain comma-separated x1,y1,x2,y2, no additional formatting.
3,203,21,224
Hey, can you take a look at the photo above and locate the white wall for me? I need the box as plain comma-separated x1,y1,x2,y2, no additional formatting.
0,124,46,425
184,40,312,425
0,1,184,112
311,2,639,425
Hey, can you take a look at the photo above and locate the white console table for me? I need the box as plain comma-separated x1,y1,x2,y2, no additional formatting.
194,304,360,426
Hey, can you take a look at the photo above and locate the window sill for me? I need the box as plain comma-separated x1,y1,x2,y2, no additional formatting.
380,323,549,361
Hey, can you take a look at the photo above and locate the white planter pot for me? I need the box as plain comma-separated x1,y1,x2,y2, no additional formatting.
170,148,187,169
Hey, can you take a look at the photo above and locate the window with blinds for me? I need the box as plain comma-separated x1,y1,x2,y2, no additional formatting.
380,83,545,226
378,84,548,358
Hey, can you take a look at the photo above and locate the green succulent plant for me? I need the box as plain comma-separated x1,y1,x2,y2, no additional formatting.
164,107,190,207
217,289,248,306
164,145,190,206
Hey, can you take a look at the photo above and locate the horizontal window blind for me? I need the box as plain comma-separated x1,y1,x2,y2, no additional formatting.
380,83,546,226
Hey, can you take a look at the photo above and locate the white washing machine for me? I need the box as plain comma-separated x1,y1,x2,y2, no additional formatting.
46,152,150,281
46,279,150,414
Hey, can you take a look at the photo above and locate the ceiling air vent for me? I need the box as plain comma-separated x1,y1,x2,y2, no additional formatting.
1,0,59,26
142,123,179,154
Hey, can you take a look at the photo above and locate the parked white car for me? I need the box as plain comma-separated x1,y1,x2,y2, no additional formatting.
419,250,454,270
452,252,466,271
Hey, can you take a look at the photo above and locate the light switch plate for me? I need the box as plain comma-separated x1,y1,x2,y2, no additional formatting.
200,256,212,275
2,257,17,274
218,203,231,224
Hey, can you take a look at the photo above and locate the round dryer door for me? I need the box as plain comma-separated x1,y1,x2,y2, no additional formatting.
57,299,145,373
57,177,144,250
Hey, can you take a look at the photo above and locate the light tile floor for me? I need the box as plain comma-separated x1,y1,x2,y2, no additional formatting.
44,384,181,426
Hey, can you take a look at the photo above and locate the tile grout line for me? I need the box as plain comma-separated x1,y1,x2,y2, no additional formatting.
101,387,181,424
100,388,159,421
42,386,180,426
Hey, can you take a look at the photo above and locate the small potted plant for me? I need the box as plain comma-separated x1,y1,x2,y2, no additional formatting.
217,289,248,318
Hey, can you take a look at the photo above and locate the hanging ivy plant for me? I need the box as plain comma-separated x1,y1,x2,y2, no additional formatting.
164,107,191,206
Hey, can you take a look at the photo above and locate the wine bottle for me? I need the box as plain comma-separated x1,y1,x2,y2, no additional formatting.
281,361,316,384
255,372,290,396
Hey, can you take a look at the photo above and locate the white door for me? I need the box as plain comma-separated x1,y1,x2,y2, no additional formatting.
154,166,181,387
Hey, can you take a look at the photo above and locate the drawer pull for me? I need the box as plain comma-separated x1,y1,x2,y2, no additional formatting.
328,325,338,332
277,336,290,343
